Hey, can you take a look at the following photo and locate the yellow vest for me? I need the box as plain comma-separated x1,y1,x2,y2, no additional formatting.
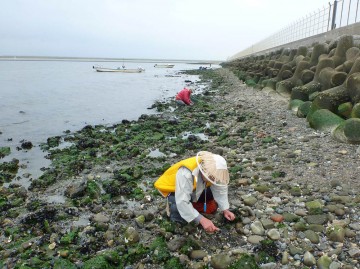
154,157,199,197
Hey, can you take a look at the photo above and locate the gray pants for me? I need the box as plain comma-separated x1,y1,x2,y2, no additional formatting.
168,195,187,224
175,100,187,106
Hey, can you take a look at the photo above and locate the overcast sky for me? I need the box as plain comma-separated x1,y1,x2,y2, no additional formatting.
1,0,329,61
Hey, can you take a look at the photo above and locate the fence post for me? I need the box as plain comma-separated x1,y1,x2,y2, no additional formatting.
331,0,338,29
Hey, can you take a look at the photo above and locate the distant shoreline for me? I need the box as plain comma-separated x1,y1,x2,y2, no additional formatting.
0,56,221,65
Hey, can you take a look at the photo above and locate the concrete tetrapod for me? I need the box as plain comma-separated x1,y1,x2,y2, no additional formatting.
308,43,329,67
330,35,354,67
262,64,293,94
346,72,360,103
310,56,360,115
336,47,360,73
276,60,310,97
318,67,347,91
291,58,335,101
287,46,308,68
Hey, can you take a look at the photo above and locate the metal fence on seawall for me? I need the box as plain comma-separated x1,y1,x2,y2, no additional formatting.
231,0,360,59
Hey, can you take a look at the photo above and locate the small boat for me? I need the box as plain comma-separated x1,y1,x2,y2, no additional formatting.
154,64,175,68
93,66,145,73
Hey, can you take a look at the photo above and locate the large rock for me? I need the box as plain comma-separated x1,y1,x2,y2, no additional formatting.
210,253,233,269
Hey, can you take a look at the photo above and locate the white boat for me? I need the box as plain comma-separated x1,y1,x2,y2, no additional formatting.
93,66,145,73
154,64,175,68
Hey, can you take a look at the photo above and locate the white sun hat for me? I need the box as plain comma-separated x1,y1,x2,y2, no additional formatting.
196,151,230,186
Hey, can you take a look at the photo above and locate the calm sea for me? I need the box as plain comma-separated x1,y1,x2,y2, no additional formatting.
0,60,216,187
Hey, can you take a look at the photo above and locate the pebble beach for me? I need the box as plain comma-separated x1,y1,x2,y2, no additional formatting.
1,68,359,269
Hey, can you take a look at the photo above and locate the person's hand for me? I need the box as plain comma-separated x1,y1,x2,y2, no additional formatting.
223,209,235,221
199,216,220,233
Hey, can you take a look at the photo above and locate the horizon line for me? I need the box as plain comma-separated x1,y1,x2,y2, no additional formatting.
0,55,222,64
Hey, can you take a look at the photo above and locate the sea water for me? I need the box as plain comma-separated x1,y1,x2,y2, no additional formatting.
0,60,215,187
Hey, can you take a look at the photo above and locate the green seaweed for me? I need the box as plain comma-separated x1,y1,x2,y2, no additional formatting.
150,237,171,263
229,254,259,269
0,147,11,158
60,229,78,245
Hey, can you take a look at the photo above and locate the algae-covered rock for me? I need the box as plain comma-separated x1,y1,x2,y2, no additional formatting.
305,200,323,215
317,255,332,269
308,109,345,132
228,254,259,269
327,225,346,242
303,251,316,266
211,253,233,269
124,227,140,244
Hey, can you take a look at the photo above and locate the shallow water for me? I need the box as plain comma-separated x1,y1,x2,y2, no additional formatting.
0,60,215,187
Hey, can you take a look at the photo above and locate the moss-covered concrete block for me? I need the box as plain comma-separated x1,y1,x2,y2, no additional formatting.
297,101,312,118
338,102,353,118
307,109,345,132
351,103,360,118
288,99,304,112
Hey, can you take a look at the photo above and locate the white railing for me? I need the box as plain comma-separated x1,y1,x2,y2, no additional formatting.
230,0,359,60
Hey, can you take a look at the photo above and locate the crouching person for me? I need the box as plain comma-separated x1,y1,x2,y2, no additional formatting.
154,151,235,233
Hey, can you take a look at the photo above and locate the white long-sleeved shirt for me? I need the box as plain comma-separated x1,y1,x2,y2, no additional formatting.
174,166,230,223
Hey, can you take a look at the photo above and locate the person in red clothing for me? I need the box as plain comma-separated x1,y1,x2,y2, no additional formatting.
175,87,193,106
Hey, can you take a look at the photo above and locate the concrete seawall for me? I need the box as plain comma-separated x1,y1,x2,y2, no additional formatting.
229,22,360,61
